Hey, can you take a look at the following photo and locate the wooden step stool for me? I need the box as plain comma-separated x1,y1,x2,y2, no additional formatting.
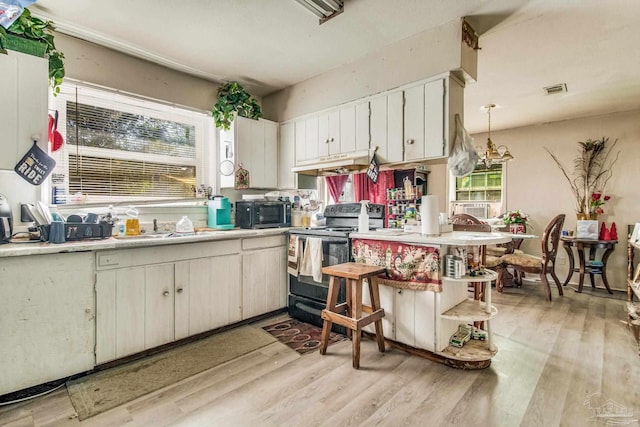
319,262,386,369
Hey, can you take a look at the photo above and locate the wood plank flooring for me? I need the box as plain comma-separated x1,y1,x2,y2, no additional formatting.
1,283,638,427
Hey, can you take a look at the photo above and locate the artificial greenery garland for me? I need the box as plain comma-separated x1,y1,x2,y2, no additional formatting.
211,81,262,130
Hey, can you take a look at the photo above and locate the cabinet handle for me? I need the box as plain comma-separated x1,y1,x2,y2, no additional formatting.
325,139,329,143
177,288,184,293
163,290,170,296
406,139,414,145
329,137,334,142
398,289,403,294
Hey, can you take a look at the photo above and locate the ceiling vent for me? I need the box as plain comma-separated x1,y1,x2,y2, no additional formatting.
543,83,567,95
294,0,344,24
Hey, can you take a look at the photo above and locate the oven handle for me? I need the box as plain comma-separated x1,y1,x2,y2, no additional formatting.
291,235,349,245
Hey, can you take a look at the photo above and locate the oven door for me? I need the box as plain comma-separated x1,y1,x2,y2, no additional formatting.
289,235,349,303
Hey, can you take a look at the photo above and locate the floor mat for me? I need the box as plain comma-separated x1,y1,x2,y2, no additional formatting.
262,317,348,355
66,326,277,420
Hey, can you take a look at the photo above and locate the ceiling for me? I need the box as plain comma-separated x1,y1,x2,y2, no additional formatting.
30,0,640,134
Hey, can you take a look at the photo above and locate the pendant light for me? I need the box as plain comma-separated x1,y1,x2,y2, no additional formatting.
478,104,513,167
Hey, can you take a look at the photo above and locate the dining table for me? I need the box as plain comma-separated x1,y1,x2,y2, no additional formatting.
560,236,617,294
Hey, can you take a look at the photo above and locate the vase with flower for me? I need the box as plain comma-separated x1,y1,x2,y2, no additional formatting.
545,137,619,220
502,210,529,234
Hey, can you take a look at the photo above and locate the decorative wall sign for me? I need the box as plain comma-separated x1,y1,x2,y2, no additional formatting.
234,164,250,190
14,141,56,185
367,151,379,184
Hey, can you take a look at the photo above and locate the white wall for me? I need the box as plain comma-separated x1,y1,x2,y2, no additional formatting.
476,109,640,291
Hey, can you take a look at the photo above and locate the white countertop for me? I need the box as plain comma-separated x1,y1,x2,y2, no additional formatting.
350,230,513,246
0,228,292,258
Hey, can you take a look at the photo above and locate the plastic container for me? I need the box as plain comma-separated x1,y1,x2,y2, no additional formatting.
176,216,195,234
358,200,370,233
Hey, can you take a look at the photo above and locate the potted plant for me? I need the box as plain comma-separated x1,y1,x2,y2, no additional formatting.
0,7,65,94
545,137,619,219
502,210,529,234
211,81,262,130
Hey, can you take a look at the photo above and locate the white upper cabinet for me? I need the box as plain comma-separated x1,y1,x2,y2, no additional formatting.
278,122,296,189
294,101,371,166
370,91,403,163
220,116,278,189
404,84,426,161
288,73,462,168
354,101,370,153
370,74,462,164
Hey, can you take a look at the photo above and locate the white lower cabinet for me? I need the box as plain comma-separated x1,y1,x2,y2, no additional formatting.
241,236,287,319
95,240,242,364
0,252,95,396
363,284,436,352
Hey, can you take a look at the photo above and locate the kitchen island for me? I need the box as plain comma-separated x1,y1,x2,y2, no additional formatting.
0,228,289,396
349,230,512,369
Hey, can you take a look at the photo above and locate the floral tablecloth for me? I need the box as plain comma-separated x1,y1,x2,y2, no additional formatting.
351,239,442,292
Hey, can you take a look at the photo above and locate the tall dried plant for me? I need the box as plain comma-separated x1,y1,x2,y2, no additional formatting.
545,137,619,214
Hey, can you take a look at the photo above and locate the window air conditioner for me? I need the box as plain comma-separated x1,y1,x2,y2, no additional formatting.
463,204,488,219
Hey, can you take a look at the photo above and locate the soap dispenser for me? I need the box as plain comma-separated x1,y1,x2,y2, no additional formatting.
358,200,370,233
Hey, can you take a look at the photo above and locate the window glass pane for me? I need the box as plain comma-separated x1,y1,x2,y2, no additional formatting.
486,190,502,201
67,102,195,159
69,155,195,198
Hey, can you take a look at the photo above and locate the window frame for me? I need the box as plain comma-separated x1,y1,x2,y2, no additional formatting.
47,81,216,206
448,162,507,217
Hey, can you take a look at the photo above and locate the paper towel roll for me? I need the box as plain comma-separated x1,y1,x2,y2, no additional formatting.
421,195,440,235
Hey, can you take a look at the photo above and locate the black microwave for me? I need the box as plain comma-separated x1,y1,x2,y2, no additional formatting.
235,200,291,229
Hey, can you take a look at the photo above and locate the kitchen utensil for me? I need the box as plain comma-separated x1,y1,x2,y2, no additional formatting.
84,213,99,223
51,111,64,152
37,201,53,224
26,203,47,226
48,221,66,244
66,214,84,223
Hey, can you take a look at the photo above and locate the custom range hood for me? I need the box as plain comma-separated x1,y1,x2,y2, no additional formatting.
292,149,372,176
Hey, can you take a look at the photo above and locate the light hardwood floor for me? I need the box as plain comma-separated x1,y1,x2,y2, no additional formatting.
1,283,638,427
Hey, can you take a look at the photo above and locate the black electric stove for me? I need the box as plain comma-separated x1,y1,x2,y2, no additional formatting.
288,203,385,333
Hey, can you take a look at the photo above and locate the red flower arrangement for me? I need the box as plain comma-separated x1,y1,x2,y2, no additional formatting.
589,192,611,215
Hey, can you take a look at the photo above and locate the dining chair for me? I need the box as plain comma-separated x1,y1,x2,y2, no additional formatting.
498,214,566,301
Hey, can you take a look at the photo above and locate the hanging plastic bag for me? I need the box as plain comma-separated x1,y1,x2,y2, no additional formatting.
448,114,479,177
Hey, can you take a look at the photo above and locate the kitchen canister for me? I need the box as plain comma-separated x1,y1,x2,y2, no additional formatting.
421,195,439,236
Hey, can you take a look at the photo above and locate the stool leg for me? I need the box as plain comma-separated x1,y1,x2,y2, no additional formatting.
368,278,386,353
351,278,363,369
345,278,352,339
320,276,340,355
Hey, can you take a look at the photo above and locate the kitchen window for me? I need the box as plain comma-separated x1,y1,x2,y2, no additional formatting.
48,82,215,205
455,164,503,201
450,163,505,218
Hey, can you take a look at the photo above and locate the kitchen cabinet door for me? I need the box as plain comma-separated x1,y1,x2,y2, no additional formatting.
0,51,48,171
370,93,403,163
278,122,296,189
222,116,277,189
294,119,306,163
304,116,320,160
339,106,356,154
264,120,278,188
404,84,425,161
362,281,395,340
175,254,242,338
242,245,287,319
0,252,95,396
354,101,370,153
318,110,341,157
144,263,175,350
424,78,446,158
96,263,175,363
